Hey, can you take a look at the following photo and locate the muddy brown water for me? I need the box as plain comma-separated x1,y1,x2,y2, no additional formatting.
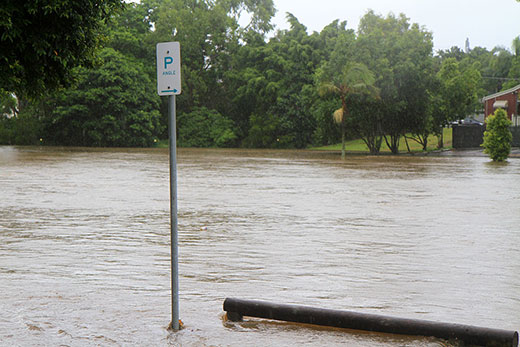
1,146,519,346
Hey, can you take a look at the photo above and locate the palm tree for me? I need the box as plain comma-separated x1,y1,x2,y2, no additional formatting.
318,62,377,158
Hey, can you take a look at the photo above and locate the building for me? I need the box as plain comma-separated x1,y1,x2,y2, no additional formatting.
482,84,520,126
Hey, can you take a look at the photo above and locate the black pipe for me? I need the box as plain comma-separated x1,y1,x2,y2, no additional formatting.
223,298,519,347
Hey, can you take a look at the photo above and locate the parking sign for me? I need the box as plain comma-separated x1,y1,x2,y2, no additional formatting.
157,42,181,96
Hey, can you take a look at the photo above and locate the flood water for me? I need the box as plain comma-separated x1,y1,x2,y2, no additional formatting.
0,146,519,346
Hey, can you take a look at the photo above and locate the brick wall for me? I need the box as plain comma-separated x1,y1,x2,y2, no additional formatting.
484,93,518,120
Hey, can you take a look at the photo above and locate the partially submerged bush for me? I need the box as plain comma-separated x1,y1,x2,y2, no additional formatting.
482,108,512,161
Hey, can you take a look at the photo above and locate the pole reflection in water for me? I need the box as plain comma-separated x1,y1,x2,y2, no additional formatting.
0,146,519,346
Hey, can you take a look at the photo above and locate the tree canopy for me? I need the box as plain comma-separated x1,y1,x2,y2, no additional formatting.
0,0,124,97
1,1,518,150
42,47,162,147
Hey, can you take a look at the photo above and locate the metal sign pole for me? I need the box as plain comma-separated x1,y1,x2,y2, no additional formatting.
169,94,180,331
156,41,181,331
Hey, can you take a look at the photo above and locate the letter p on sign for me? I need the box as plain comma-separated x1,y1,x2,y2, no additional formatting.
164,56,174,69
157,42,182,96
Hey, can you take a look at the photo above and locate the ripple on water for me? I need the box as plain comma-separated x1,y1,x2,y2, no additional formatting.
0,146,519,345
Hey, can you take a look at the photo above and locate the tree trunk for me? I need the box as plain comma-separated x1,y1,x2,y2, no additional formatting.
404,136,411,153
437,126,444,149
384,134,400,154
341,118,346,159
340,95,348,159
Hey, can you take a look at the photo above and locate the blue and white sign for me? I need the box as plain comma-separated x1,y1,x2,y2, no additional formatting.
157,42,182,96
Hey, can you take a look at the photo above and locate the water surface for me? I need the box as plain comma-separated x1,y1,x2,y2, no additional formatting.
1,146,518,346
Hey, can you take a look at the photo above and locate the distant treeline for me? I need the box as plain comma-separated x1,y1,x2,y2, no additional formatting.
1,0,519,152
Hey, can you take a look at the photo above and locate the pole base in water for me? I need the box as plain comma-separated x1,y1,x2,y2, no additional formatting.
168,319,184,331
223,298,519,347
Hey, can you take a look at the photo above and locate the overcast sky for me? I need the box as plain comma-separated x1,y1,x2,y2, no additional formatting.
269,0,520,52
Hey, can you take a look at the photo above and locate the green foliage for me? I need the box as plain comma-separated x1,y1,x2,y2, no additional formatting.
437,58,481,121
317,61,378,157
431,57,481,149
0,90,18,117
3,1,520,151
345,94,385,154
177,107,237,147
503,56,520,90
41,48,162,147
0,107,42,145
106,3,154,62
316,11,434,155
0,0,124,97
354,11,434,154
503,39,520,89
0,119,8,144
313,128,453,153
244,113,284,148
482,109,512,161
311,97,341,146
225,12,325,148
221,0,276,34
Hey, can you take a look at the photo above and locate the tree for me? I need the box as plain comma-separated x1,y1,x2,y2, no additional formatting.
437,46,466,61
144,0,277,144
318,62,377,158
0,90,17,117
355,11,434,154
434,58,481,147
244,113,282,148
106,2,154,63
490,48,513,91
482,108,512,162
406,113,433,151
177,107,237,147
0,0,123,97
41,48,162,147
310,95,342,147
501,37,520,90
148,0,237,115
513,36,520,57
221,0,276,34
227,13,324,148
345,94,385,154
460,46,500,95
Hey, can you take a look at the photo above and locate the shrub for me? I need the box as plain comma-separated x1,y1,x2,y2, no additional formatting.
177,107,237,147
482,108,512,161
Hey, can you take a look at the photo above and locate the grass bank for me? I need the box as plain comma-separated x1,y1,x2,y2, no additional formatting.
155,128,452,153
312,128,452,154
